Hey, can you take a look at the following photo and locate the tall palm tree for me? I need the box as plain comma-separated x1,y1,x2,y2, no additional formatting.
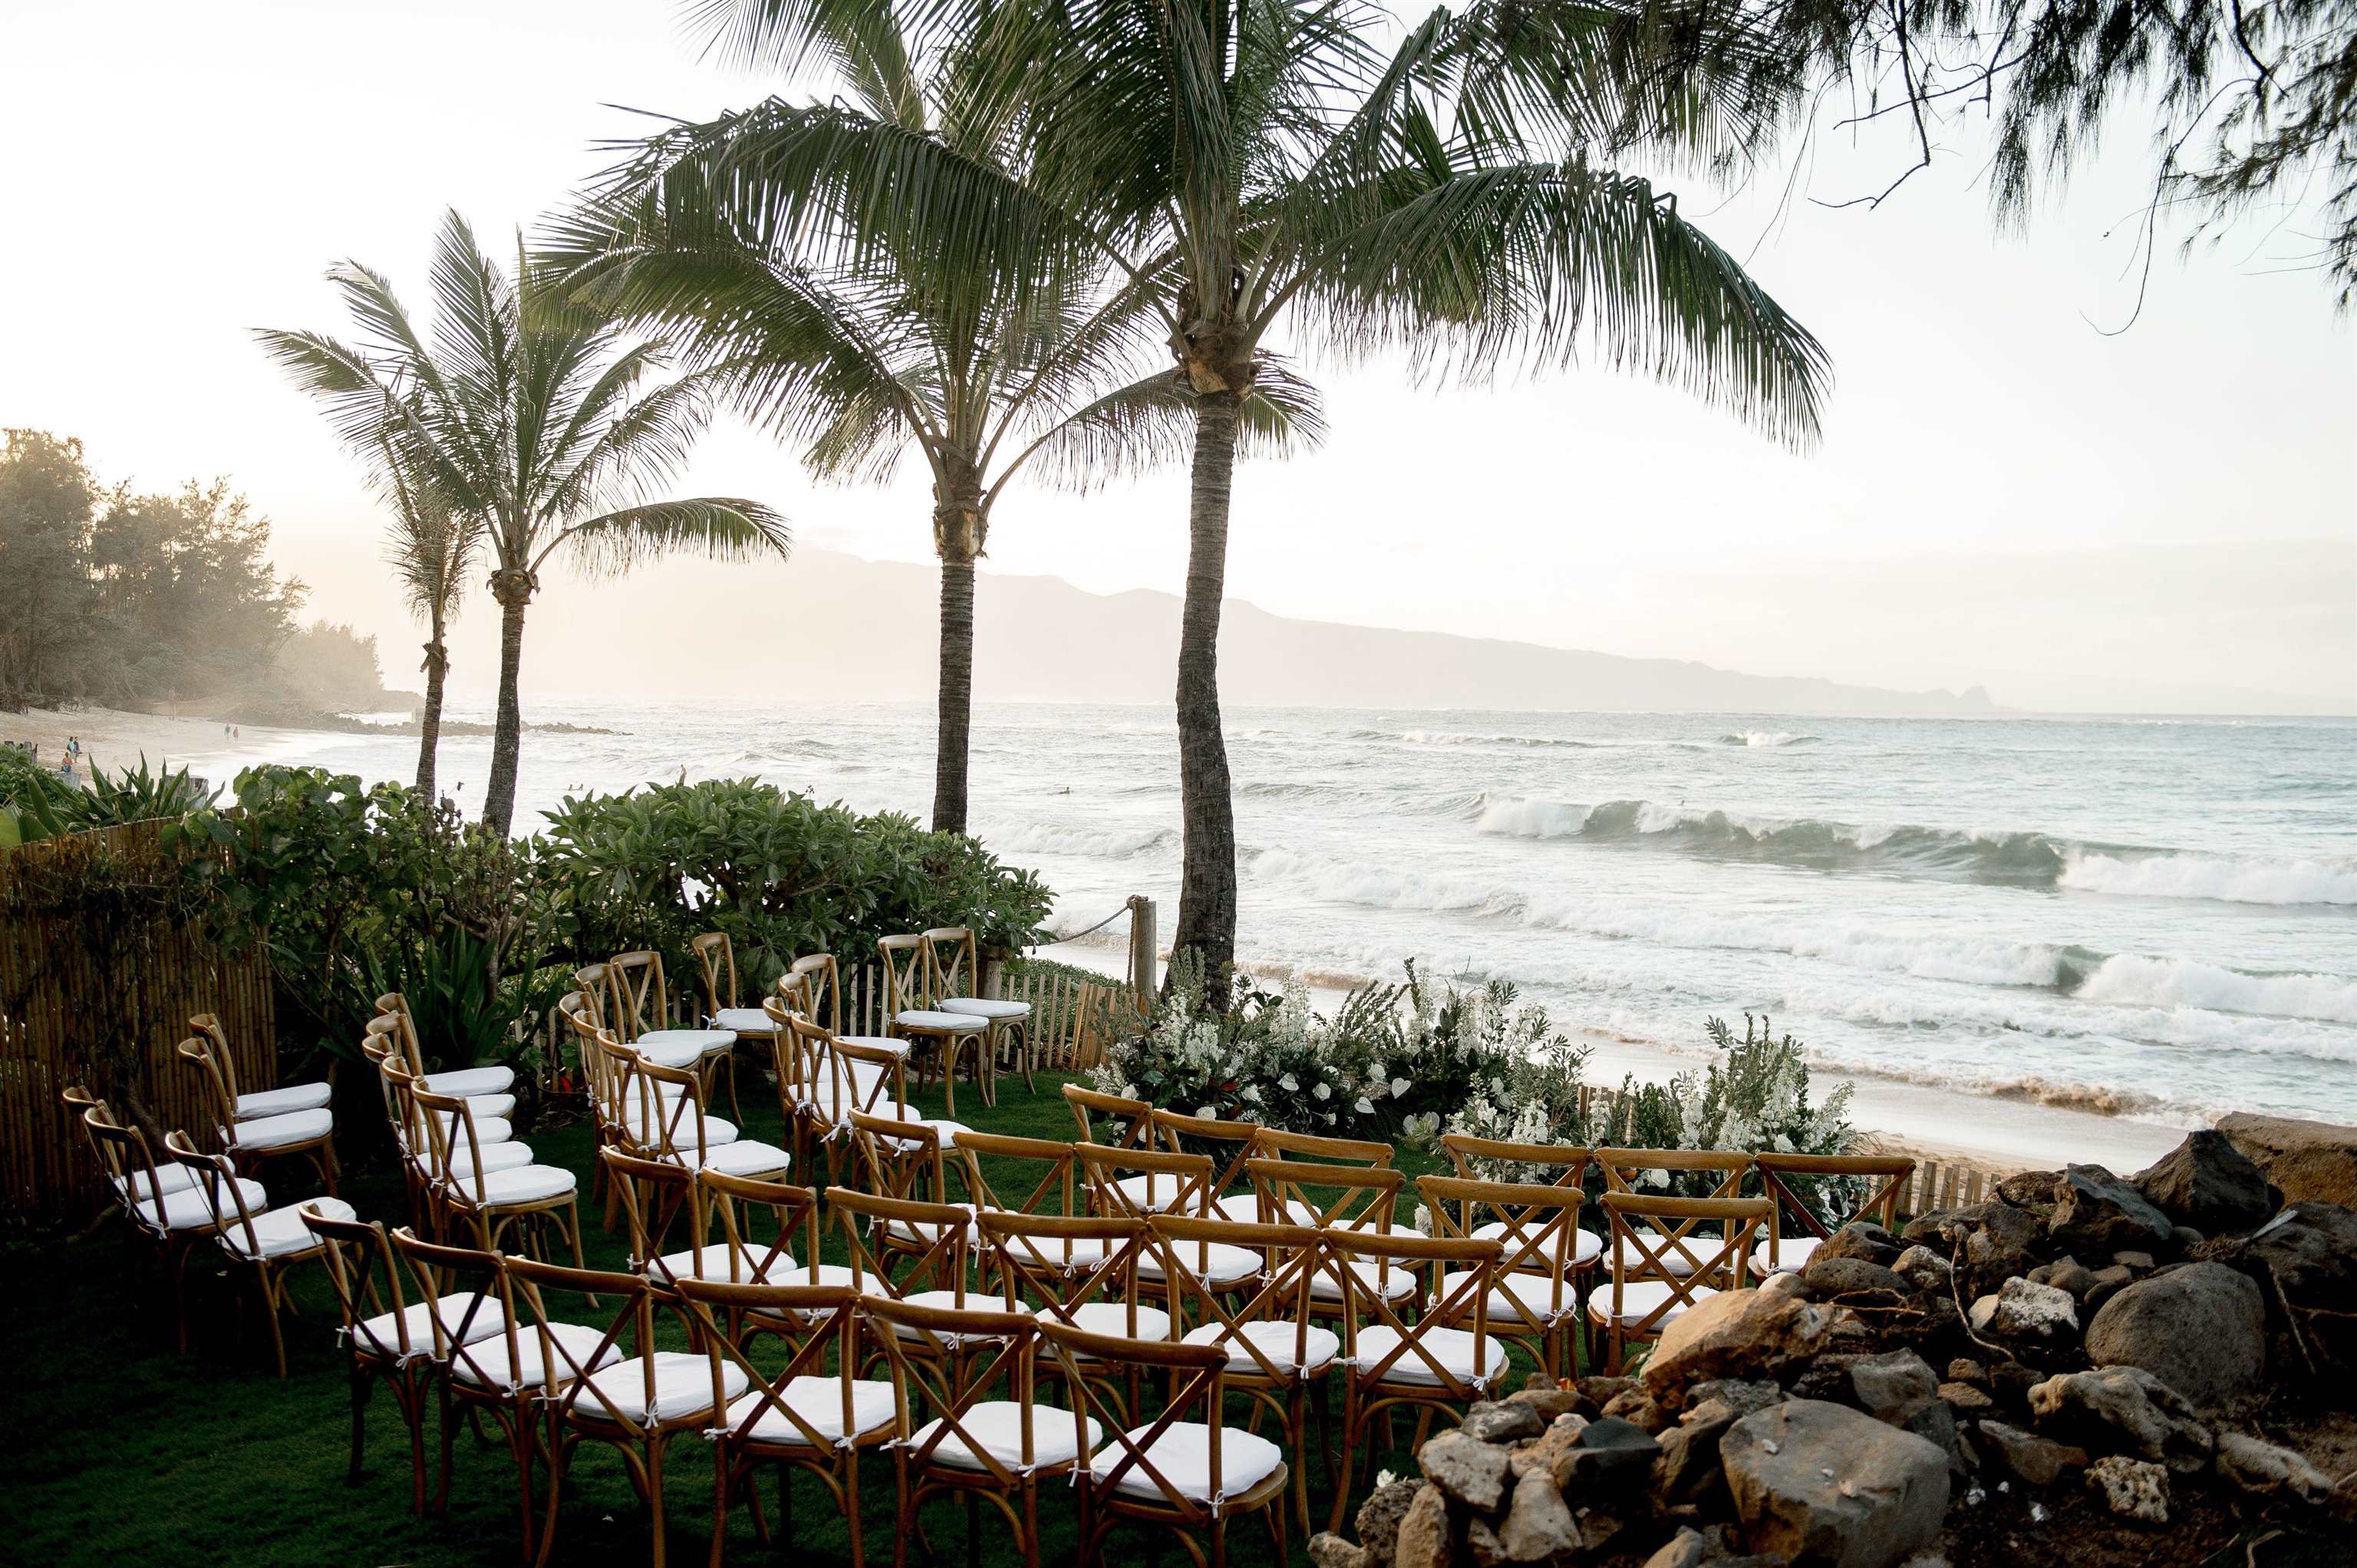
377,427,476,799
554,26,1321,834
260,210,794,835
701,0,1829,988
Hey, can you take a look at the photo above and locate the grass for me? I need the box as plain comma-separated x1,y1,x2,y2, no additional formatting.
5,1066,1514,1568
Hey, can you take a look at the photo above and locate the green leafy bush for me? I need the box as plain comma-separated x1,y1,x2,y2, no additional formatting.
0,753,216,845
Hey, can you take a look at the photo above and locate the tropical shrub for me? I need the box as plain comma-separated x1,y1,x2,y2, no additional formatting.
540,777,1053,993
0,753,217,845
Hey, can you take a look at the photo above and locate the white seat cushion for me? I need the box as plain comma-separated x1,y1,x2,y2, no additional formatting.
895,1010,986,1033
747,1263,863,1303
651,1243,786,1284
113,1164,198,1200
1112,1173,1197,1214
460,1164,576,1207
1139,1240,1261,1285
637,1027,737,1058
419,1065,516,1097
453,1320,622,1392
1061,1302,1174,1341
1474,1222,1603,1270
1752,1236,1821,1276
1350,1325,1511,1388
427,1112,514,1145
938,997,1030,1021
136,1175,268,1230
226,1106,333,1150
222,1195,354,1260
1587,1278,1719,1328
444,1092,516,1120
1310,1259,1422,1302
995,1234,1115,1271
1096,1421,1282,1503
1436,1269,1579,1323
351,1292,506,1360
911,1402,1098,1471
234,1080,332,1118
427,1140,536,1179
622,1110,739,1150
712,1007,778,1034
1210,1194,1324,1227
882,1289,1033,1344
1181,1319,1340,1375
1613,1237,1705,1276
883,1204,979,1244
573,1349,747,1425
840,1034,911,1057
664,1138,792,1178
724,1375,897,1446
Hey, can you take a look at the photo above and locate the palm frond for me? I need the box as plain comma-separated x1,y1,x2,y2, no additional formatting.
541,497,793,577
1006,355,1328,492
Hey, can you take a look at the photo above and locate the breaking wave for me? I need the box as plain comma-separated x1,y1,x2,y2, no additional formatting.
987,822,1173,859
1345,727,1598,749
1721,730,1817,747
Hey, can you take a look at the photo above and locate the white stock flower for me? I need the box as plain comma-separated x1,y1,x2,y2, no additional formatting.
1312,1082,1331,1102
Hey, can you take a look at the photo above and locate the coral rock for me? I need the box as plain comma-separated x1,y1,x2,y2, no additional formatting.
2084,1455,2169,1524
2027,1365,2213,1474
1421,1431,1512,1511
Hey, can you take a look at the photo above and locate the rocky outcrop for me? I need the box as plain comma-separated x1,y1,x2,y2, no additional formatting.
1640,1286,1835,1405
2133,1129,2280,1235
2083,1262,2267,1412
2217,1113,2357,1208
1719,1398,1949,1567
2049,1166,2174,1257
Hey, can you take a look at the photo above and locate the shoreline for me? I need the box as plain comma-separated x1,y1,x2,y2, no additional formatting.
0,703,320,783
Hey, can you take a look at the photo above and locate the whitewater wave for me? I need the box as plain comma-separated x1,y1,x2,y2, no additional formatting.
987,822,1174,859
2069,954,2357,1024
1721,730,1817,747
1468,794,2357,906
1346,727,1597,749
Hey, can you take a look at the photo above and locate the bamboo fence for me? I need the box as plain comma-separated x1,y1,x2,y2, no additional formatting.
0,819,275,1221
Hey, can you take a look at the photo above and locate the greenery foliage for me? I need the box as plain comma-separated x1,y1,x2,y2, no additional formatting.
0,753,219,846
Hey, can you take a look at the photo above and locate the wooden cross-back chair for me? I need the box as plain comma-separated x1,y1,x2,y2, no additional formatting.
1063,1083,1152,1148
162,1128,353,1379
407,1077,586,1270
63,1082,195,1210
1591,1191,1771,1374
177,1029,341,1194
785,953,844,1037
1327,1230,1507,1530
1249,1126,1396,1170
879,934,991,1115
923,924,1036,1094
1242,1158,1414,1316
1042,1318,1293,1568
1594,1147,1752,1279
1415,1175,1587,1380
602,1146,707,1298
1432,1134,1603,1287
81,1103,248,1355
862,1296,1078,1568
690,931,777,1121
977,1209,1159,1415
627,1043,794,1183
190,1008,332,1120
829,1188,975,1309
764,993,832,1177
1147,1108,1267,1220
506,1256,734,1568
958,1130,1083,1222
674,1278,896,1568
1151,1212,1337,1537
607,948,740,1112
1751,1152,1916,1274
370,992,518,1105
1076,1140,1216,1223
698,1171,846,1347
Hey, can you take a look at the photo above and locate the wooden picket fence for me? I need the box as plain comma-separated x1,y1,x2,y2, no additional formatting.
827,960,1142,1071
0,819,275,1221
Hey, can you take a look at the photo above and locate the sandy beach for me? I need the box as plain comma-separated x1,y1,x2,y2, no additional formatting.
0,703,317,782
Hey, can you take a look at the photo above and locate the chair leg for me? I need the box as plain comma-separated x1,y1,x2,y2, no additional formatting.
261,1266,292,1379
348,1362,374,1484
710,1449,732,1568
434,1382,457,1516
647,1436,670,1568
401,1373,429,1514
846,1449,866,1568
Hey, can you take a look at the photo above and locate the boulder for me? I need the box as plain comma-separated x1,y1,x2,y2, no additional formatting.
1357,1478,1426,1563
1937,1383,1993,1417
1601,1385,1670,1432
2213,1430,2336,1505
1805,1257,1914,1300
1653,1397,1745,1504
2049,1166,2174,1256
1421,1430,1512,1510
2083,1261,2266,1412
1974,1420,2087,1487
1509,1413,1587,1482
1393,1484,1455,1568
1557,1416,1660,1496
1462,1400,1547,1444
2027,1365,2214,1474
1687,1379,1788,1418
2082,1263,2134,1313
1891,1247,1952,1292
2084,1454,2169,1524
2043,1260,2097,1299
1505,1385,1586,1422
1492,1471,1579,1562
1642,1529,1714,1568
1818,1222,1904,1265
2217,1112,2357,1208
2213,1201,2357,1375
1966,1277,2078,1343
1310,1534,1375,1568
1641,1287,1837,1405
1719,1398,1949,1568
1998,1170,2062,1207
1959,1203,2047,1298
1848,1351,1940,1419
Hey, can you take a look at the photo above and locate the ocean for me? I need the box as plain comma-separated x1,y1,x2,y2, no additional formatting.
224,701,2357,1140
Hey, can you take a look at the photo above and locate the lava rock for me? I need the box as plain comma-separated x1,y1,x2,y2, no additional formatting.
1492,1471,1579,1562
2217,1112,2357,1208
1310,1533,1375,1568
1805,1257,1914,1300
1462,1400,1548,1444
1558,1416,1660,1495
1719,1398,1950,1568
1641,1288,1837,1405
1393,1484,1455,1568
1848,1350,1940,1418
2082,1263,2135,1313
1642,1528,1714,1568
2213,1201,2357,1376
1966,1276,2078,1343
2026,1365,2214,1474
1959,1204,2048,1298
1421,1430,1512,1510
2051,1166,2176,1256
1511,1413,1588,1484
1601,1386,1670,1433
1998,1170,2063,1207
1944,1359,1987,1387
1653,1397,1745,1505
2045,1260,2098,1299
1506,1384,1586,1422
1892,1247,1953,1291
1818,1222,1905,1266
2083,1260,2266,1412
2214,1431,2336,1505
1357,1478,1425,1563
1974,1420,2088,1487
1937,1382,1994,1416
2084,1455,2169,1524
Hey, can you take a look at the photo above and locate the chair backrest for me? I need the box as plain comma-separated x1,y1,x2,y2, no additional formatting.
827,1188,973,1296
571,966,610,1030
603,950,669,1042
674,1279,875,1451
876,934,934,1014
622,1043,730,1161
371,995,427,1075
862,1295,1044,1481
391,1227,527,1392
689,931,739,1015
302,1206,423,1360
786,954,841,1035
977,1210,1153,1336
1075,1144,1215,1220
162,1128,280,1257
406,1079,503,1204
849,1110,962,1207
1597,1192,1771,1333
81,1103,174,1222
1243,1157,1404,1234
1250,1127,1396,1168
173,1033,237,1138
823,1024,910,1121
1415,1175,1585,1329
1038,1320,1234,1517
700,1171,826,1286
506,1255,677,1428
1327,1230,1504,1394
921,926,978,1002
1439,1133,1594,1190
763,996,819,1115
1063,1083,1152,1148
1151,1214,1326,1384
1752,1152,1914,1242
1147,1108,1261,1212
61,1084,116,1196
555,990,601,1085
958,1131,1083,1218
602,1145,704,1282
1594,1147,1752,1198
188,1012,246,1101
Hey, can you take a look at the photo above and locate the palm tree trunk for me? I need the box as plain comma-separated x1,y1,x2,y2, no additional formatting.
415,625,447,801
1169,390,1241,993
933,553,977,835
481,573,530,836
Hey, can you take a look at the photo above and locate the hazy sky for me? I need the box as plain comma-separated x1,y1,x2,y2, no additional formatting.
5,0,2352,713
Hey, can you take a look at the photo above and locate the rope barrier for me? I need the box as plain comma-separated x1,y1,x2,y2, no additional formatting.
1032,901,1133,949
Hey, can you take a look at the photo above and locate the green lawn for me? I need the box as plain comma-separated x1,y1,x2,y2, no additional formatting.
5,1069,1545,1567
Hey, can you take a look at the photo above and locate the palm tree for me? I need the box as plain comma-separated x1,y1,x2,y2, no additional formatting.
260,210,793,835
377,427,476,799
554,27,1320,834
700,0,1829,988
